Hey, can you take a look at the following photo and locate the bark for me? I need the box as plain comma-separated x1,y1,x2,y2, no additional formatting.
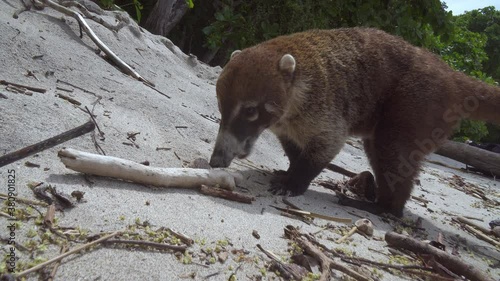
58,148,241,190
385,232,494,281
435,141,500,176
142,0,188,36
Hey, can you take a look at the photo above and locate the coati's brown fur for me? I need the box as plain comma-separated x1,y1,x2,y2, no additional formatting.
209,28,500,216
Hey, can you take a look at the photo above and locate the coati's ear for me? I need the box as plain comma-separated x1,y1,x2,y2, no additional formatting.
230,50,242,60
279,54,296,76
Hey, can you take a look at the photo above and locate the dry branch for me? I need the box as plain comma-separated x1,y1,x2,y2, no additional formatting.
199,185,254,204
0,80,46,93
296,237,371,281
326,163,357,177
0,120,95,168
104,239,187,251
58,148,241,191
385,231,494,281
37,0,153,86
14,231,120,279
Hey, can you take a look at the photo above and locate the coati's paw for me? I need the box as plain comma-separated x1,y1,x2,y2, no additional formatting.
269,174,290,195
268,177,307,196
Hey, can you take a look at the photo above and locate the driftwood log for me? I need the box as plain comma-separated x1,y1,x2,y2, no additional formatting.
435,141,500,176
58,148,241,190
385,232,494,281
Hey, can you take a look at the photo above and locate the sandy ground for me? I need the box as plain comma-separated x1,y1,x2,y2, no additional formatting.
0,1,499,280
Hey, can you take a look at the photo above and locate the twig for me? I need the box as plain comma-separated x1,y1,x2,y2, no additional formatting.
256,244,306,280
56,86,73,92
341,256,433,271
142,82,170,98
0,193,49,207
37,0,153,85
59,0,127,32
56,93,81,105
44,204,56,227
104,239,187,251
453,216,492,235
199,185,254,204
452,216,500,247
14,231,121,278
464,225,500,247
270,205,352,224
84,106,104,138
0,80,46,93
47,244,68,281
326,163,357,177
0,120,95,167
282,197,301,210
164,228,194,246
0,211,16,220
385,231,494,281
296,237,371,281
56,79,99,97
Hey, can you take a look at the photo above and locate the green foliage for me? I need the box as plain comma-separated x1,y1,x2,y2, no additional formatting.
455,7,500,81
164,2,500,142
427,6,500,142
132,0,143,23
186,0,194,9
170,0,453,65
453,119,489,142
99,0,114,9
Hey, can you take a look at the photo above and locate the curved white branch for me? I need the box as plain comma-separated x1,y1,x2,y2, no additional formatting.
58,148,240,190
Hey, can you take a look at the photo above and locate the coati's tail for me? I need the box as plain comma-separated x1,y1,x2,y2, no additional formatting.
453,71,500,125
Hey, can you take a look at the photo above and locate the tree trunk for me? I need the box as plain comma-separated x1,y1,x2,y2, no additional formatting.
142,0,188,37
435,141,500,176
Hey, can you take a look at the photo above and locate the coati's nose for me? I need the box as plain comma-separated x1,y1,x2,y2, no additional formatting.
209,150,231,168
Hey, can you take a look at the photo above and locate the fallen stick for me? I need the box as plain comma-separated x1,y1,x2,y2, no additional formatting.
385,231,494,281
464,225,500,247
453,216,492,235
47,245,68,281
0,193,48,207
164,228,194,246
58,148,241,191
0,120,95,167
256,244,307,280
14,231,120,279
37,0,153,86
296,237,371,281
199,185,254,203
0,80,47,93
104,239,187,252
326,163,357,178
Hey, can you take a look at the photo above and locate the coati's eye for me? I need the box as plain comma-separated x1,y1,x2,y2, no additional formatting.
243,106,258,121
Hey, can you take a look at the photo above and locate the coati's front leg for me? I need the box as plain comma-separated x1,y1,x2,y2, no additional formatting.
270,135,344,196
272,136,302,179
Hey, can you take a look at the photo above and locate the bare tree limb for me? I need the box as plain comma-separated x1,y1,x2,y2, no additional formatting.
58,148,241,191
37,0,154,86
0,120,95,168
385,231,494,281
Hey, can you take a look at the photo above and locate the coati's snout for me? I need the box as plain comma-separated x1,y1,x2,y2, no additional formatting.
209,127,257,168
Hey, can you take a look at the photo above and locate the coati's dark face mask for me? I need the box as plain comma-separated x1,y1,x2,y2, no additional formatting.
209,51,296,168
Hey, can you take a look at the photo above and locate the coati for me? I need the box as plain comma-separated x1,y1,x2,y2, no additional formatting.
209,28,500,216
